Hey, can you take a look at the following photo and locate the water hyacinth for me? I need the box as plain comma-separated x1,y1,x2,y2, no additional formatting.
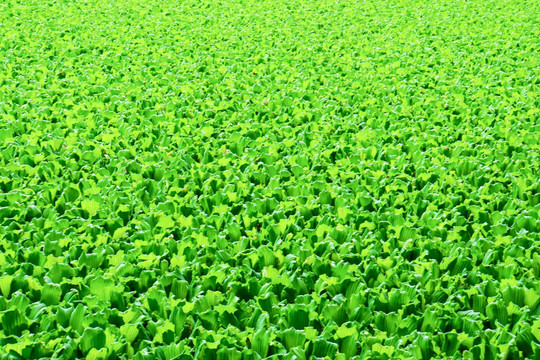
0,0,539,359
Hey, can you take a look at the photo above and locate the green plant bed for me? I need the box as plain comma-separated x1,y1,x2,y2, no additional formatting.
0,0,539,358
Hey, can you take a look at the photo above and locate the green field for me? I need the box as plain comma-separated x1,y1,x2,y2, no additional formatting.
1,0,539,358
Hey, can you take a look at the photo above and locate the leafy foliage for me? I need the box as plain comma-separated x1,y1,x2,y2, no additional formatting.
0,0,539,359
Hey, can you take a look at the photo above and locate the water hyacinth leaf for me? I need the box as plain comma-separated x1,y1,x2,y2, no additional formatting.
340,335,358,359
252,329,271,357
288,308,309,330
531,318,540,342
64,187,80,203
81,199,100,217
160,343,186,360
157,215,175,229
0,275,13,297
2,309,28,336
89,276,118,301
69,304,86,334
80,328,107,354
282,328,306,350
216,347,242,360
486,301,509,326
86,348,108,360
311,338,338,358
41,284,62,306
335,324,357,339
56,306,73,328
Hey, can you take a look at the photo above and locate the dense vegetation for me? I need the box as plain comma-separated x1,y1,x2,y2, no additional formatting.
1,0,539,358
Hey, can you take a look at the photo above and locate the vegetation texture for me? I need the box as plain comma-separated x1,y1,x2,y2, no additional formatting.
1,0,539,359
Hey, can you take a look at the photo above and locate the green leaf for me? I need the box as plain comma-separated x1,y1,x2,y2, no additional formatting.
1,309,27,336
64,186,80,202
288,308,309,330
486,300,508,326
0,129,13,142
81,199,100,217
335,324,357,339
532,318,540,342
120,324,139,343
252,329,270,357
312,338,338,358
41,283,62,305
81,328,106,354
157,215,175,229
372,343,395,357
282,328,306,350
216,347,242,360
86,348,108,360
89,276,118,301
0,275,13,297
69,304,86,334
